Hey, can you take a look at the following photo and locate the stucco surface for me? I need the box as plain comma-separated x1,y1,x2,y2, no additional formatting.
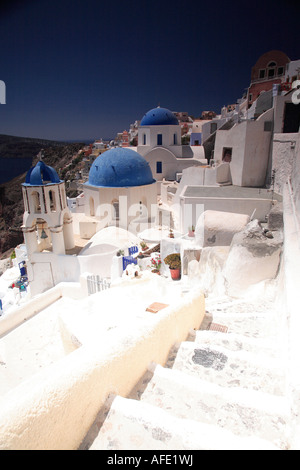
223,220,283,296
195,210,250,247
0,277,205,449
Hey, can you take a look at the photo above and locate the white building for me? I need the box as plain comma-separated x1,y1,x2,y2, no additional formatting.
137,106,205,181
285,59,300,83
190,119,211,146
162,87,300,233
92,139,106,149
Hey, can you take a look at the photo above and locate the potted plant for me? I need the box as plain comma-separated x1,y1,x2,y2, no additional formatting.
10,249,16,267
116,249,124,257
164,253,181,280
188,225,195,237
151,255,162,274
140,241,148,251
169,229,174,238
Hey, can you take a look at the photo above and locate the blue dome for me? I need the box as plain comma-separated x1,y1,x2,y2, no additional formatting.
87,147,155,188
140,107,179,126
23,160,62,186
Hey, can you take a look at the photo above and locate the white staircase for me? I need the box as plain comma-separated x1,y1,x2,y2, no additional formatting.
84,295,292,450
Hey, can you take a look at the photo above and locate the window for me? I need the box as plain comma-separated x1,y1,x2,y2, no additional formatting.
143,133,146,145
268,68,275,78
173,133,177,145
157,134,162,145
259,69,266,79
267,61,276,79
112,200,119,220
248,93,253,103
89,197,95,216
264,121,273,132
156,161,162,174
222,147,232,163
277,66,284,76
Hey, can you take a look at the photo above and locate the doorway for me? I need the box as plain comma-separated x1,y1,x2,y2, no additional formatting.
283,103,300,133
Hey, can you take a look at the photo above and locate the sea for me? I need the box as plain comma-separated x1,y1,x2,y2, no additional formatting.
0,157,33,184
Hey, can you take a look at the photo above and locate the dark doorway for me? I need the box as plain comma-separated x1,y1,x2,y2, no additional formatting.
222,147,232,162
283,103,300,133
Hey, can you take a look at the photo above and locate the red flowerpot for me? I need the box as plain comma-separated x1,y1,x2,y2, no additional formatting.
170,268,181,280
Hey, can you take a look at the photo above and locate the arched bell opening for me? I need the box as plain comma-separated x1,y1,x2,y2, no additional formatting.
31,191,42,214
49,190,57,212
36,218,52,251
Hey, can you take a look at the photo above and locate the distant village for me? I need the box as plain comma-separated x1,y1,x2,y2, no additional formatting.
0,50,300,451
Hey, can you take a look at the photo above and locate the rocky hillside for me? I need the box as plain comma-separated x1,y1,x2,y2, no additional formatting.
0,141,85,259
0,134,65,160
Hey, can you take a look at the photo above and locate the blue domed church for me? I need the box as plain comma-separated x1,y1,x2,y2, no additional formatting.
137,106,202,181
82,147,157,236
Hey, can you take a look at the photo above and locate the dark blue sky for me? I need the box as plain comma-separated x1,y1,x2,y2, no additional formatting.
0,0,299,141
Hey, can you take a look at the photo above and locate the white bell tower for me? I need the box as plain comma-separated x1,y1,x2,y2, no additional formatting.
21,153,75,256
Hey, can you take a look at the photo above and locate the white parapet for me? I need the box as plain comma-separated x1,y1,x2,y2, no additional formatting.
0,277,205,450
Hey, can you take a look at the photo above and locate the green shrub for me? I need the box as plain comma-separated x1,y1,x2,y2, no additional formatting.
164,253,181,269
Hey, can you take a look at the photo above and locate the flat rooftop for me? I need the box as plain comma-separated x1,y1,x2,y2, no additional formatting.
181,185,282,201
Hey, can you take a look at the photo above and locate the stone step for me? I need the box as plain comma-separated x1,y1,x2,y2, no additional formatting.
89,395,279,450
206,311,281,339
140,364,290,449
203,297,281,337
191,329,283,358
172,341,287,395
204,297,275,314
204,295,238,307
